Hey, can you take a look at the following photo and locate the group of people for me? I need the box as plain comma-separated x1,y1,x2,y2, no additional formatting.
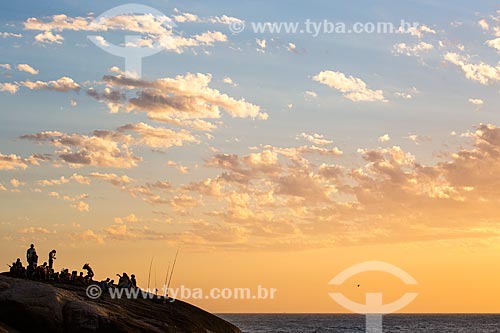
8,243,139,290
9,244,57,279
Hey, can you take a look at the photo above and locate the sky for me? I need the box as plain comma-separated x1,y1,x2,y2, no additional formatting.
1,0,500,313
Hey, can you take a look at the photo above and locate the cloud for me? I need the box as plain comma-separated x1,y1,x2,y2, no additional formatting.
256,38,266,51
469,98,484,111
24,13,228,53
0,32,22,38
297,133,332,146
114,213,139,224
117,122,200,148
173,12,199,23
479,19,489,31
0,64,11,70
34,31,64,44
89,172,133,186
21,131,140,168
405,24,436,39
394,92,413,99
444,52,500,85
378,134,391,143
0,152,42,170
16,64,39,75
37,174,91,186
20,76,80,92
222,76,238,87
468,98,484,106
10,179,24,188
287,42,297,53
304,91,317,98
313,70,386,102
392,42,433,56
485,38,500,52
406,134,431,145
89,73,266,128
0,82,19,94
71,201,90,212
19,227,56,234
71,229,104,244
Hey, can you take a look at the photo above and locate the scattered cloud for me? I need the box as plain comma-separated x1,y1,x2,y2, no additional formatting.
20,76,80,92
392,42,433,56
313,70,387,102
34,31,64,44
444,52,500,85
0,82,19,94
16,64,39,75
378,134,391,143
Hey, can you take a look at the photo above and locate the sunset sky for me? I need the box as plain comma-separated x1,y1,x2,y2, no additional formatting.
1,0,500,313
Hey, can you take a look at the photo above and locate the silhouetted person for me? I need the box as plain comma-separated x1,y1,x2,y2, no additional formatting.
117,273,131,288
131,274,137,288
48,250,56,270
26,244,35,266
83,263,94,280
76,272,85,285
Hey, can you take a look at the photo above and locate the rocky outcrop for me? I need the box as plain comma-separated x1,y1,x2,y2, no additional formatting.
0,275,240,333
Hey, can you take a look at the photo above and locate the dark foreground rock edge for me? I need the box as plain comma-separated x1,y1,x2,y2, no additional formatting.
0,274,241,333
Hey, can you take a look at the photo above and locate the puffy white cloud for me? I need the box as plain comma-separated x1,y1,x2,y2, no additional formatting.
24,13,228,53
173,12,200,23
71,201,90,212
256,38,266,50
89,73,266,127
297,133,332,146
444,52,500,85
392,42,433,56
479,19,490,31
10,179,24,188
468,98,484,106
20,76,80,92
405,24,436,38
21,131,140,168
0,82,19,94
222,76,238,86
313,70,386,102
0,152,42,170
485,38,500,52
378,134,391,143
89,172,133,186
16,64,39,75
34,31,64,44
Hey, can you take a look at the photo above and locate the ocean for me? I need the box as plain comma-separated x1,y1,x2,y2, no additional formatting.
220,314,500,332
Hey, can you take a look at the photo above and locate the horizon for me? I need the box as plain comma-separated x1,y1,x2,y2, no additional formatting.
1,0,500,316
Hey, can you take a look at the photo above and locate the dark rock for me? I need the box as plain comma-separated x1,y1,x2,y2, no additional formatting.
0,275,240,333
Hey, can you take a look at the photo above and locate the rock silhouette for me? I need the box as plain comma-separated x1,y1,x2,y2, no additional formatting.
0,274,241,333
